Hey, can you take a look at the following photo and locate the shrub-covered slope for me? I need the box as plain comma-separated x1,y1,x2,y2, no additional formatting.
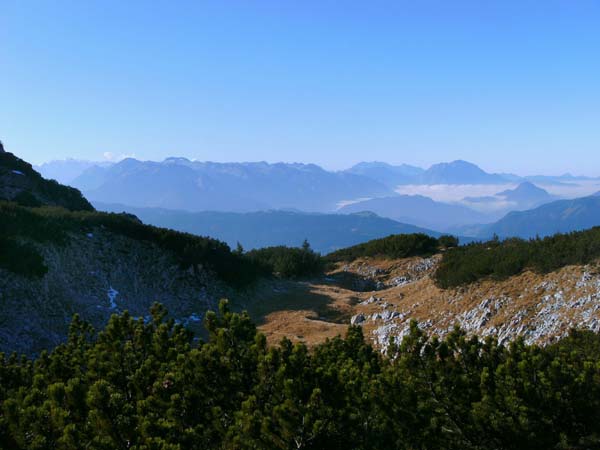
326,233,458,262
0,143,93,211
1,302,599,449
434,227,600,288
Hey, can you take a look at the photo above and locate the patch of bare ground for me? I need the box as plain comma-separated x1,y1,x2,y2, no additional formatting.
239,256,600,351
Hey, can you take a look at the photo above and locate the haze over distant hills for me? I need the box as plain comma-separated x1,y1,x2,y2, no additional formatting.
417,160,509,185
37,156,600,235
344,162,425,188
35,159,112,185
68,158,392,212
462,182,558,213
461,194,600,239
95,203,444,254
338,194,491,231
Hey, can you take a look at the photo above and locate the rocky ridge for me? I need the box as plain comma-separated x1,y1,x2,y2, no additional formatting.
344,257,600,351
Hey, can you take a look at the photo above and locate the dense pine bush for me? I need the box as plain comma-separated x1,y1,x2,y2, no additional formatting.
326,233,456,262
434,228,600,288
1,303,599,449
0,202,260,286
245,240,324,278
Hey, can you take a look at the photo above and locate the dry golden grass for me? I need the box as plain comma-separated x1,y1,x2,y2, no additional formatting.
239,256,600,349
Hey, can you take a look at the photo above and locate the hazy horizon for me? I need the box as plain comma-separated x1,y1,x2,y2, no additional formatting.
3,1,600,175
31,153,600,179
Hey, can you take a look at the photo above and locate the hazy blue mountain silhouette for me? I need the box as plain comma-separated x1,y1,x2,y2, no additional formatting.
463,182,557,211
338,194,491,231
94,203,444,254
344,161,424,187
72,158,392,212
36,160,113,185
461,194,600,239
418,160,509,185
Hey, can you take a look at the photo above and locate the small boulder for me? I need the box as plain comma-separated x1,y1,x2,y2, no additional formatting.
351,313,366,325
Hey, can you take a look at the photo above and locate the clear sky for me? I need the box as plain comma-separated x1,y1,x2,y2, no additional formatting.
1,0,599,175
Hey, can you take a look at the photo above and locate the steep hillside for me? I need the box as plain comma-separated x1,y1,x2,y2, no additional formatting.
94,203,443,254
0,201,260,355
0,146,263,355
0,143,93,211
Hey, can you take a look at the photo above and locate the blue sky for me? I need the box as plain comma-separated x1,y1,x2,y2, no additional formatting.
1,0,599,175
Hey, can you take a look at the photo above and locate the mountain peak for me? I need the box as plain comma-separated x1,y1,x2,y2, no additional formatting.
421,160,507,185
497,182,549,199
163,156,191,164
0,140,5,153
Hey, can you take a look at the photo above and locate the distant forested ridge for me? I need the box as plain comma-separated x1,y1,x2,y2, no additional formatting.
1,302,599,449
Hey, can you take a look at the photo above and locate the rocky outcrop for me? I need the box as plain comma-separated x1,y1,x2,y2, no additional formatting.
337,256,600,352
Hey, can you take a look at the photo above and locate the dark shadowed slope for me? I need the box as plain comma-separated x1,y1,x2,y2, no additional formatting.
0,144,94,211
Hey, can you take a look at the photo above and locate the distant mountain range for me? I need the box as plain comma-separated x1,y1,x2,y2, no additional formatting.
36,157,600,233
344,162,425,188
68,158,392,212
35,159,112,185
338,194,491,231
94,203,444,254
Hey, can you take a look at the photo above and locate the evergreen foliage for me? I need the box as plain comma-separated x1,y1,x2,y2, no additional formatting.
245,241,324,278
1,304,599,449
326,233,454,262
435,227,600,288
0,202,326,285
0,202,261,286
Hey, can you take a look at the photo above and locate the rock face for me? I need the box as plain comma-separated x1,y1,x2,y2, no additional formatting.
329,256,600,352
0,227,229,355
